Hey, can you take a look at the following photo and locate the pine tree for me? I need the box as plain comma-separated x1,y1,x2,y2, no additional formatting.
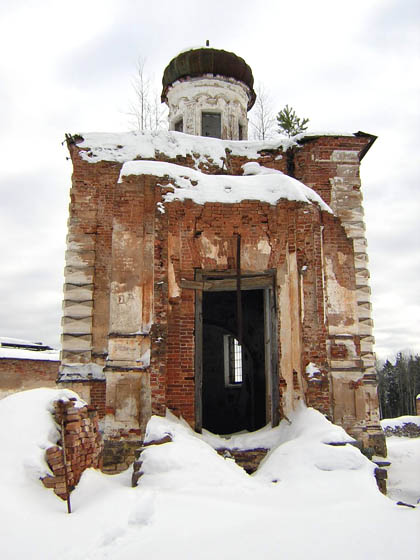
276,104,309,137
377,352,420,418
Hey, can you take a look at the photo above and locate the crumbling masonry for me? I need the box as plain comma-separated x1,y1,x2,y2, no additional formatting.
58,48,386,470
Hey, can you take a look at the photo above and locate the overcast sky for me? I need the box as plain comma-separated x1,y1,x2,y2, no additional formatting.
0,0,418,361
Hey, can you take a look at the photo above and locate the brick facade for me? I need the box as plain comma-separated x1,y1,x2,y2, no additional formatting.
57,127,385,470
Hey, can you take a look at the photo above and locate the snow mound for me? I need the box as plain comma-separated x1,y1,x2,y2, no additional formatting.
118,159,332,212
0,388,85,484
1,391,419,560
386,436,420,505
141,412,251,491
252,406,367,483
198,405,354,452
141,405,371,494
381,415,420,430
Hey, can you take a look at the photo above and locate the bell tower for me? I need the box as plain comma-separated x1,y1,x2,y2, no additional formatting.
161,47,256,140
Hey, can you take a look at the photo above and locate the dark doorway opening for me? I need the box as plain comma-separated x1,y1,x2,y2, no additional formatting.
202,289,266,434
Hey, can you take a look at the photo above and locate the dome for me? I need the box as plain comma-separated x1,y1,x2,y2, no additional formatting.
161,47,256,110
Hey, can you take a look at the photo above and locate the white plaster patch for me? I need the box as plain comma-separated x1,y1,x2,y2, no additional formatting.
59,362,105,381
257,239,271,254
331,150,359,163
325,256,358,334
199,234,226,263
110,284,143,334
168,259,181,299
115,395,138,423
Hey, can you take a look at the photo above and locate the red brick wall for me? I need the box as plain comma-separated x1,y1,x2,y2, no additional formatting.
64,135,373,435
163,198,330,424
0,359,58,397
293,135,371,205
89,381,106,418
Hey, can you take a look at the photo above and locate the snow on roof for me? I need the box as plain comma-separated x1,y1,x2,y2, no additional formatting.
75,130,365,169
294,130,356,141
76,130,296,168
0,336,44,347
119,160,332,213
0,336,59,361
0,347,59,361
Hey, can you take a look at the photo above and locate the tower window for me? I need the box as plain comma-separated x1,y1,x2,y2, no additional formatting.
202,112,221,138
238,123,244,140
174,118,183,132
224,334,243,385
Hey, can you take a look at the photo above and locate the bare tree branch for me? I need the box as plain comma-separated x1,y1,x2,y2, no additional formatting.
249,83,276,140
127,58,168,131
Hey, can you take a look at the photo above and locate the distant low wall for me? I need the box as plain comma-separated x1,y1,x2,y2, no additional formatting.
381,416,420,438
0,358,59,399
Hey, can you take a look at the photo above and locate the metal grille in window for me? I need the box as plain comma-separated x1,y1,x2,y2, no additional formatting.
224,334,243,385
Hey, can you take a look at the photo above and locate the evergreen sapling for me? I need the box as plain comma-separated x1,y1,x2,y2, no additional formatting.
277,104,309,137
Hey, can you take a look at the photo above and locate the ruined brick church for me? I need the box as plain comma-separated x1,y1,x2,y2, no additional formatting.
59,47,385,468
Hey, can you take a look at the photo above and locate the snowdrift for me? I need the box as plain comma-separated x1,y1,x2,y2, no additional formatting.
0,388,419,560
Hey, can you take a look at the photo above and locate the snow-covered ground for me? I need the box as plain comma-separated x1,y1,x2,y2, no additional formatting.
1,389,419,560
386,436,420,506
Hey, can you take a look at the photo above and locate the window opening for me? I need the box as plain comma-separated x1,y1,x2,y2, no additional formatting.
202,112,221,138
174,118,183,132
224,334,243,385
238,123,244,140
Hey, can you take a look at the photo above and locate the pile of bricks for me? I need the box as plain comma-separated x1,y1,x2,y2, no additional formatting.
42,398,103,500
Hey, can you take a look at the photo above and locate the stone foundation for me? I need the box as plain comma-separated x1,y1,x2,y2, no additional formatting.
216,448,269,474
102,439,142,474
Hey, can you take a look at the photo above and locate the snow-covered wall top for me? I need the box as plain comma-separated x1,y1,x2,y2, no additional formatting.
119,160,332,213
77,130,296,168
293,130,355,140
380,416,420,429
76,130,360,168
0,336,44,347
